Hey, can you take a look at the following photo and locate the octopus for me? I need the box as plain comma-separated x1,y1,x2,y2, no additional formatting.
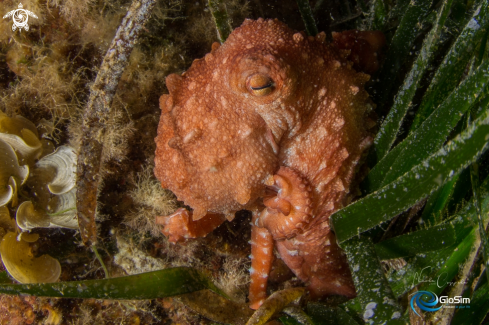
154,18,383,309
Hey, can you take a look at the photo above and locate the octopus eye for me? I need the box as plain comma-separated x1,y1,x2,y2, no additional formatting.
247,74,274,96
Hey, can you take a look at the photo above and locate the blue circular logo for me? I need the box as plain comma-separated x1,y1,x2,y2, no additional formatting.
410,291,443,316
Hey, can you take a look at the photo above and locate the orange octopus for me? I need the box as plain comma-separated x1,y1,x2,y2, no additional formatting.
154,18,382,309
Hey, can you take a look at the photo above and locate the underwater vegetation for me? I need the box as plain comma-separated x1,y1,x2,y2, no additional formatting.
0,0,487,324
0,110,77,284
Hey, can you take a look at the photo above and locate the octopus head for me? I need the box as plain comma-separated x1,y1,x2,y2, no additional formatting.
154,20,308,220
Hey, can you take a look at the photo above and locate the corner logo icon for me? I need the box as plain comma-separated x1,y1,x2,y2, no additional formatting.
3,3,38,32
410,291,443,316
411,290,471,316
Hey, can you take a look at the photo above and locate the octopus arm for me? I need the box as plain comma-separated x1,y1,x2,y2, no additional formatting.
156,208,226,243
249,212,275,310
258,167,313,240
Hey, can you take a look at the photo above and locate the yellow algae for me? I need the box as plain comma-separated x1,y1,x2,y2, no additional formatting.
0,232,61,283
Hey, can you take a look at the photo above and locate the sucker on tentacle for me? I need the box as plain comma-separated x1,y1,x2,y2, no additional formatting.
248,213,274,310
257,167,313,240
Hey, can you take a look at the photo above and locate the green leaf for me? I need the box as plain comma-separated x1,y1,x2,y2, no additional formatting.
0,271,13,284
363,60,489,193
208,0,233,43
418,227,477,295
410,0,489,131
92,245,109,279
374,223,456,260
451,282,489,325
418,175,459,226
476,28,489,65
387,176,489,297
445,168,473,214
280,314,306,325
369,0,454,164
369,0,388,31
296,0,318,36
459,247,486,299
387,0,411,24
306,303,360,325
341,236,404,324
373,0,432,114
470,163,489,284
448,0,473,28
387,237,474,297
0,267,226,299
331,107,489,244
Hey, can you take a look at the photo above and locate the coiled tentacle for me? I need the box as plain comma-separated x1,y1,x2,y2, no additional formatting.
257,167,313,240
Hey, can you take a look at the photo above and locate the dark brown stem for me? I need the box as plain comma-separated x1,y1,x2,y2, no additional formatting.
76,0,156,246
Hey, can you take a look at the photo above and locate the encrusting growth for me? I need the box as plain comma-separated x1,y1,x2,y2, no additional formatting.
76,0,157,246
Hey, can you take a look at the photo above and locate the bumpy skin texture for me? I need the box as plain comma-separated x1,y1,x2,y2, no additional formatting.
154,18,376,308
332,30,386,75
